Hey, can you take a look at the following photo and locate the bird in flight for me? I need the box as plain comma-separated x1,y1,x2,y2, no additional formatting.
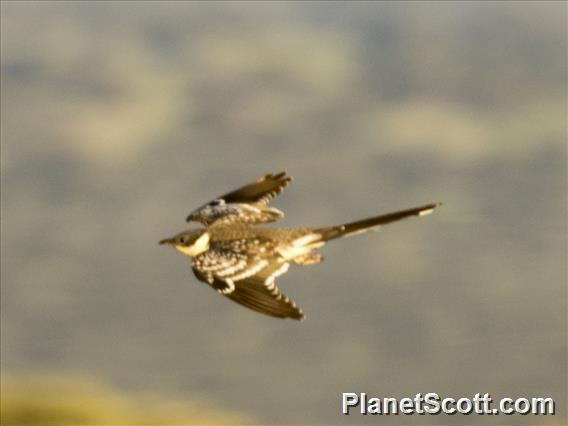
160,172,441,320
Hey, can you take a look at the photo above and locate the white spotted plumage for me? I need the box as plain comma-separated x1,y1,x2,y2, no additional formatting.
229,259,268,281
161,171,441,320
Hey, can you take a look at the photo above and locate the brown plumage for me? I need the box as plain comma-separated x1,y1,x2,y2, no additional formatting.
161,172,441,320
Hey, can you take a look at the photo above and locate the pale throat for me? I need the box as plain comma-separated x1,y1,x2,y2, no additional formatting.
175,232,210,257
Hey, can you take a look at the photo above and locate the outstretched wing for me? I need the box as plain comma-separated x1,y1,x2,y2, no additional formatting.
216,171,291,206
191,246,304,320
186,172,292,226
225,263,303,320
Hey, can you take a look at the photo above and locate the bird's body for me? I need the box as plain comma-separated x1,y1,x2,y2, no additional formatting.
207,223,311,244
161,171,441,320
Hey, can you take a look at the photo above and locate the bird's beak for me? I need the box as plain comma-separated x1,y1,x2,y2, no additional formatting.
159,237,174,245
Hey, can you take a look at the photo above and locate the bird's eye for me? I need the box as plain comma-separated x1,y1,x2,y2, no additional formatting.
178,236,187,244
209,199,223,206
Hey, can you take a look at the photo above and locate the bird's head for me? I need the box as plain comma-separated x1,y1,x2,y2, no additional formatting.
159,229,210,257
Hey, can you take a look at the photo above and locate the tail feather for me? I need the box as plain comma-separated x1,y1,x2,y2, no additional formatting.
315,203,442,242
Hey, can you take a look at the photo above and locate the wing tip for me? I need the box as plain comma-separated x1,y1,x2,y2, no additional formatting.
264,170,292,184
289,308,305,321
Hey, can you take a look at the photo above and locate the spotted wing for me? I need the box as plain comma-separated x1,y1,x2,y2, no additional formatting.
225,262,303,320
186,172,291,226
191,248,304,320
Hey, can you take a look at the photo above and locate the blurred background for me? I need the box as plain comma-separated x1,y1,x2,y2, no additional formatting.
1,1,566,425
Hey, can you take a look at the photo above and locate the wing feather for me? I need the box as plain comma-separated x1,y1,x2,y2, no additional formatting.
219,171,291,206
226,280,303,320
186,172,291,225
192,249,303,320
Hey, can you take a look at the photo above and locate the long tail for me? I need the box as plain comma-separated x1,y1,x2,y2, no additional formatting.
314,203,442,242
